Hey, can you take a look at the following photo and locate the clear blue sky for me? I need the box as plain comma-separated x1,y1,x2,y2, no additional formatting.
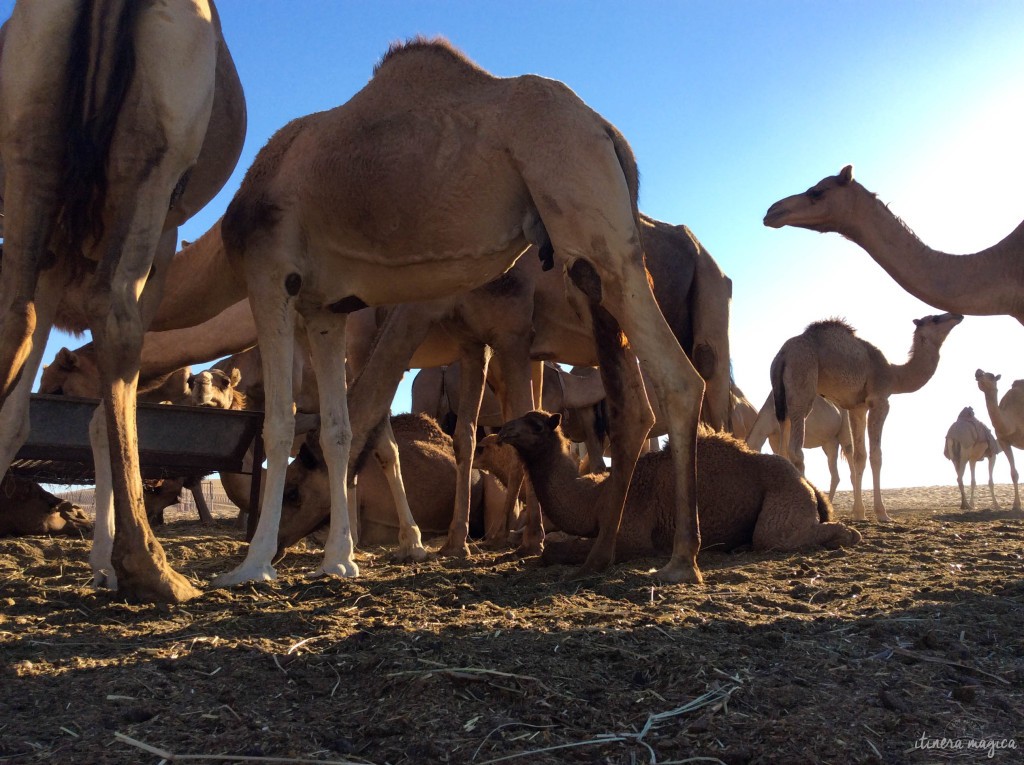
11,1,1024,489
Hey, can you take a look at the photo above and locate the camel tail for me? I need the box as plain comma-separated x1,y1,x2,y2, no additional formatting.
814,486,834,522
770,358,787,423
606,125,641,223
53,0,140,264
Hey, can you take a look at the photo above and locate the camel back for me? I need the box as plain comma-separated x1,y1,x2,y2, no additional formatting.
54,1,140,266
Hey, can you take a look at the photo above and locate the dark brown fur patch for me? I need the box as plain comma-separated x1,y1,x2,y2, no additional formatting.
327,295,369,313
691,342,717,381
568,258,602,303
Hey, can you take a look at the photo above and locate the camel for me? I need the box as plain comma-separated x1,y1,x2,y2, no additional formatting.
274,413,509,555
975,369,1024,516
478,412,861,566
730,384,760,442
943,405,1000,511
764,165,1024,325
0,2,246,602
770,313,962,522
0,475,92,537
744,392,855,501
213,38,709,588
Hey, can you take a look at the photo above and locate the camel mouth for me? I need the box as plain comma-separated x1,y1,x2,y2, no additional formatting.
763,204,788,228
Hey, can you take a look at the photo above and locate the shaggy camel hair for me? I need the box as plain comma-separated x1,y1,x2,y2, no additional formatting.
976,370,1024,515
215,37,707,589
480,412,861,566
0,475,92,538
0,3,246,602
943,405,1000,511
744,392,854,502
771,313,962,522
274,414,508,556
765,165,1024,326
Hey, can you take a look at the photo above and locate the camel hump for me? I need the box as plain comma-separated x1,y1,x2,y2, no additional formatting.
805,317,856,336
373,36,487,78
391,412,452,449
54,1,141,262
1011,379,1024,390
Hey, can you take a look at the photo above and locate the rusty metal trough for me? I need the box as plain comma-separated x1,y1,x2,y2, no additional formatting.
12,395,264,509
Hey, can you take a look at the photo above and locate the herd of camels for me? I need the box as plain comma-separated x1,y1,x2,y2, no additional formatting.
0,3,1021,604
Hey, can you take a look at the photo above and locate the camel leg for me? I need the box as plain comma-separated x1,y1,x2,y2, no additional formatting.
866,400,890,522
439,343,491,557
371,420,428,562
848,407,869,521
967,459,978,511
822,442,841,503
955,458,970,510
987,454,1000,510
1002,444,1022,515
88,406,116,589
186,477,215,524
752,494,861,551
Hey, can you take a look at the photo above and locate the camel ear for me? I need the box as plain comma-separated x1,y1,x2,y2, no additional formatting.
546,413,562,431
839,165,854,185
56,348,79,370
229,368,242,388
913,318,923,327
997,374,1002,381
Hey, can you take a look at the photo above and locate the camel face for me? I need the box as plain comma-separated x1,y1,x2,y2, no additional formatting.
763,165,855,232
976,369,1001,395
912,312,963,346
38,348,101,398
188,368,243,409
497,411,562,454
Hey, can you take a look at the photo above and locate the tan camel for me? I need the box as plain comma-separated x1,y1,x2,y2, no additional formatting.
275,414,509,555
975,369,1024,515
0,2,246,602
729,384,760,442
0,475,92,537
213,38,708,588
478,412,861,565
764,165,1024,324
943,405,1000,511
771,313,962,522
744,392,855,501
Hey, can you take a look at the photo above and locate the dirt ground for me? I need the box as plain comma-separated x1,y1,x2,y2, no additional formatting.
2,485,1023,765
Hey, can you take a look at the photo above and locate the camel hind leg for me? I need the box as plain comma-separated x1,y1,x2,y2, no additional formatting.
371,420,428,562
752,485,861,551
986,453,1000,510
967,458,978,511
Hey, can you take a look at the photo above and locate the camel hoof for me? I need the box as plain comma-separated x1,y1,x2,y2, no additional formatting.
91,570,118,591
515,541,543,558
310,560,360,578
392,545,430,564
211,563,278,588
437,542,472,559
875,513,893,523
851,512,867,522
655,559,704,585
119,571,202,604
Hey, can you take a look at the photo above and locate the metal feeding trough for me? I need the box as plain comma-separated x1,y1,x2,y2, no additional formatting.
11,394,265,523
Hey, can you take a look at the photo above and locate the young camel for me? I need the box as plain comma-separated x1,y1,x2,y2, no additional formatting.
214,38,707,588
771,313,963,522
0,3,246,603
478,412,861,565
744,392,855,502
975,370,1024,516
943,405,1000,511
764,165,1024,326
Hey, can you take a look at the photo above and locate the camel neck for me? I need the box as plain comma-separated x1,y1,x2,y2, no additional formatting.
980,386,1009,435
840,188,1024,324
517,437,601,538
889,335,943,394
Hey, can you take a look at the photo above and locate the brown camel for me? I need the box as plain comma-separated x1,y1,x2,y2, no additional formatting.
478,412,861,566
729,384,760,442
744,392,855,501
975,370,1024,515
943,405,1000,511
771,313,962,522
213,38,707,588
274,414,509,555
0,3,246,602
0,475,92,537
764,165,1024,325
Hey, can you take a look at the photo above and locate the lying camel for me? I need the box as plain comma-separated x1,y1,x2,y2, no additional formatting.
274,413,508,556
0,475,92,537
479,412,861,565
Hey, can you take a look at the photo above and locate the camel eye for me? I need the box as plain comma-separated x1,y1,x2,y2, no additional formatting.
808,188,824,201
283,485,300,504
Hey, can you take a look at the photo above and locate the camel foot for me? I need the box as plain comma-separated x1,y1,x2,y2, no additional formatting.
91,569,118,591
655,557,704,585
392,543,430,564
1010,507,1024,519
437,541,472,559
541,539,591,567
310,559,360,578
875,512,893,523
211,562,278,588
115,552,201,604
515,539,543,558
851,510,867,522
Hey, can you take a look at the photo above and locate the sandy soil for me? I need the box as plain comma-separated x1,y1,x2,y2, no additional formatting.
1,485,1022,764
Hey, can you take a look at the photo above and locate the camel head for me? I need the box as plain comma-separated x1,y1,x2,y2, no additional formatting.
188,368,245,409
497,410,564,457
976,368,1001,394
274,431,332,560
911,312,963,347
142,478,185,526
38,346,102,398
763,165,858,233
473,433,520,479
958,406,976,420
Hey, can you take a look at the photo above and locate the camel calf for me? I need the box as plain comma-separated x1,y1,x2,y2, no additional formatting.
480,412,861,566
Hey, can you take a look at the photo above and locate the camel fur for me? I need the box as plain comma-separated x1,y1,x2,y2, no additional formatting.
481,412,860,566
943,405,1000,511
0,475,92,537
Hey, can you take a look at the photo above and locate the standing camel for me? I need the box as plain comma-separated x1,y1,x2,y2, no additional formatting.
0,2,246,602
744,392,854,501
212,38,707,588
943,405,1000,511
975,370,1024,516
764,165,1024,325
771,313,962,522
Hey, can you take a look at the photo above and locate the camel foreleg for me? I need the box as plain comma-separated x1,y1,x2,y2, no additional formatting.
371,419,428,562
866,400,891,522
